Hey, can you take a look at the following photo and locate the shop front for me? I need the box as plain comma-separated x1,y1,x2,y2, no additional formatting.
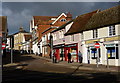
53,44,65,61
105,43,119,66
64,43,78,62
88,46,101,64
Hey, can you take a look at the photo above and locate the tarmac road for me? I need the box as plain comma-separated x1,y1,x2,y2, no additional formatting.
2,54,119,83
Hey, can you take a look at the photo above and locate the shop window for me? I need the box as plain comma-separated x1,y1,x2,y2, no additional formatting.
107,47,118,59
91,48,101,59
109,25,115,36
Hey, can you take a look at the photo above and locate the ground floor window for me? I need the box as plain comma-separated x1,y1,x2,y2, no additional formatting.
91,48,101,59
107,47,119,59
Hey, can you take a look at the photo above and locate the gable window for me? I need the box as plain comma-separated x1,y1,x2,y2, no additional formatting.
93,29,98,38
60,18,66,22
109,25,115,36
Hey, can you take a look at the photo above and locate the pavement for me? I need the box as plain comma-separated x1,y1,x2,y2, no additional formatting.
3,54,119,73
38,56,120,73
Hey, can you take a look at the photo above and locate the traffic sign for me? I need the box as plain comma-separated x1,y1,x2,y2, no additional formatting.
2,43,6,50
94,43,100,48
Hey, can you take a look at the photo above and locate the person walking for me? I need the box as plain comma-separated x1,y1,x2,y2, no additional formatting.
53,52,58,63
78,51,83,63
67,52,72,63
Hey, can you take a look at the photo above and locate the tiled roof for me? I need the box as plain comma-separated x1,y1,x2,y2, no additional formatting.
65,5,120,35
33,16,58,26
85,5,120,30
65,10,99,35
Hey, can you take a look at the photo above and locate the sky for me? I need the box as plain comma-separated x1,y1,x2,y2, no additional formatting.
1,2,119,35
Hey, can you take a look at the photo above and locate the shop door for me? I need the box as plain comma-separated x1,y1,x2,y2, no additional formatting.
56,49,60,60
64,48,70,61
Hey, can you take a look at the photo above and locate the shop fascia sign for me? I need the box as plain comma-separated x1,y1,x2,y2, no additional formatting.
105,44,115,47
53,44,64,48
65,44,77,47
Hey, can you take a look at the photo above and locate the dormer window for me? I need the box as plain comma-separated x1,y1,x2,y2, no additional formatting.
60,18,66,22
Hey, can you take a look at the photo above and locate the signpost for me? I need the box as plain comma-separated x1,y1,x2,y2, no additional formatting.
94,42,100,68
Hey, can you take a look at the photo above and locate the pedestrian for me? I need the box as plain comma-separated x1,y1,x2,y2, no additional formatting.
53,52,58,63
78,51,83,63
67,52,72,63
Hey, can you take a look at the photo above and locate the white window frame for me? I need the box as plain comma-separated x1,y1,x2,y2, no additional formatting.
93,29,98,38
109,25,116,36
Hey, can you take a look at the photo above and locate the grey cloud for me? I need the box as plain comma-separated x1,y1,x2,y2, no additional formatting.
2,2,119,34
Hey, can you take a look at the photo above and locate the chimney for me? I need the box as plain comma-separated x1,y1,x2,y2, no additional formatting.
19,27,24,32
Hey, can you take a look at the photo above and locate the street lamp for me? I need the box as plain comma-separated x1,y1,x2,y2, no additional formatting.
50,34,53,59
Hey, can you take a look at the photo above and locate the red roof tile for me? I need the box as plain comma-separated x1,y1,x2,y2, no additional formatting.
65,10,99,35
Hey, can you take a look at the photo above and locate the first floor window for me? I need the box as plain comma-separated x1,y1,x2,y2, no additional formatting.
93,29,98,38
109,25,115,36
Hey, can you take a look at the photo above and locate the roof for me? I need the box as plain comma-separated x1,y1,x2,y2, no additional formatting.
33,16,58,26
13,30,29,35
65,5,120,36
85,5,120,30
65,10,99,35
51,20,74,33
24,34,32,41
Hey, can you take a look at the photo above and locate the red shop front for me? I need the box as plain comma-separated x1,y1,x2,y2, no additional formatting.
64,43,78,62
53,44,65,61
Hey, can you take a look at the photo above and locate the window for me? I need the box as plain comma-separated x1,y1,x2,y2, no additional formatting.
107,47,118,59
93,29,98,38
71,35,74,41
109,25,115,36
61,30,64,38
59,31,62,39
60,18,66,22
59,30,64,39
53,33,57,40
91,48,101,59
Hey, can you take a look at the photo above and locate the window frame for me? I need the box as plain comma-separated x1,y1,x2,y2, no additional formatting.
109,25,116,36
93,29,98,38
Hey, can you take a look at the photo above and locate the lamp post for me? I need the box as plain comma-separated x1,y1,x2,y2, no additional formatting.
50,34,53,59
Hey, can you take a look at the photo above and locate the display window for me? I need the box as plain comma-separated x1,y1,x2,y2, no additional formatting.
91,48,101,59
107,47,119,59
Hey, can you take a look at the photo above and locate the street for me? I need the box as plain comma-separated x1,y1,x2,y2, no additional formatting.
2,54,119,83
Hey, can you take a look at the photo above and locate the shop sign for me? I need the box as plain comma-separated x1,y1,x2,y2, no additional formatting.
65,44,77,47
53,44,64,48
105,44,115,47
